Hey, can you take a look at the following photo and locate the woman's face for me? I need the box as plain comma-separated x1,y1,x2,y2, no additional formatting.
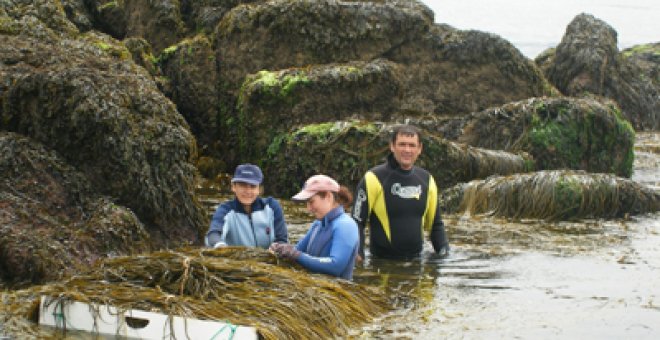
231,182,259,207
306,193,334,220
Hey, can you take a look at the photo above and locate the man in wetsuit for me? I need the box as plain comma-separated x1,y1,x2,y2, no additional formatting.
352,125,449,259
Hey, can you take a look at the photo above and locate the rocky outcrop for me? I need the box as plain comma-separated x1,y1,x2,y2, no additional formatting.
235,59,402,162
622,42,660,88
1,11,205,248
440,170,660,220
540,13,658,130
214,0,433,90
262,121,533,197
0,132,152,285
386,24,556,115
416,97,636,178
91,0,186,52
158,35,220,152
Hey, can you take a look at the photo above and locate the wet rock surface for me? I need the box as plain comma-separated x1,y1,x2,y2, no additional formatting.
0,132,152,285
417,96,636,177
540,14,658,130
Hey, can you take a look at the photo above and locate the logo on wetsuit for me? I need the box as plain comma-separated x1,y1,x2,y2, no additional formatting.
391,183,422,199
353,189,367,221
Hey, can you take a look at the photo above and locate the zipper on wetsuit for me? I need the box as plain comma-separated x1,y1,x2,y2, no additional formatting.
248,215,258,247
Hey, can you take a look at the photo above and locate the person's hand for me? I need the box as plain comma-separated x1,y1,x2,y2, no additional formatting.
435,245,449,258
213,241,227,249
270,243,300,260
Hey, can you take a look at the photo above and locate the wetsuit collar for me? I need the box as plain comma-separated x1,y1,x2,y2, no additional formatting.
321,206,345,227
386,153,414,174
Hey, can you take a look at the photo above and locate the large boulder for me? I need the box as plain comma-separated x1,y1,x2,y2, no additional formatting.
214,0,433,90
385,24,556,115
0,132,152,285
92,0,186,52
1,22,205,246
622,42,660,88
234,59,402,163
262,121,533,197
418,97,636,178
540,13,658,130
158,34,221,153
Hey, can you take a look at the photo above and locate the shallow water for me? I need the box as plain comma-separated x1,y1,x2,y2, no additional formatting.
198,133,660,339
350,132,660,339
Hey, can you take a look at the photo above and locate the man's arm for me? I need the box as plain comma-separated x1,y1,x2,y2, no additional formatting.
351,176,370,258
426,176,449,256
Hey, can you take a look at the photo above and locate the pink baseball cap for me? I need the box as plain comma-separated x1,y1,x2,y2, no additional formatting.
292,174,340,201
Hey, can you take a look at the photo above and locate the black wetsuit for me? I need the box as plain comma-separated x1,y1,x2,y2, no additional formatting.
352,154,449,259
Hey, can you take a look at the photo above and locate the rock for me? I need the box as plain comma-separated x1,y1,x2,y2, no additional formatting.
234,59,402,163
386,24,556,115
214,0,432,89
440,170,660,220
92,0,186,52
158,34,221,156
1,30,206,246
417,97,636,178
542,13,659,130
61,0,95,31
0,132,152,285
262,121,533,197
622,42,660,88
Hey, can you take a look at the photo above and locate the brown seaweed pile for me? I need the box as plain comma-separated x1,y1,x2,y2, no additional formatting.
0,247,391,339
442,170,660,220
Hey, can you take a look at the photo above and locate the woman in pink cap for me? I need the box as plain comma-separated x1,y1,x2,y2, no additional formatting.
269,174,359,280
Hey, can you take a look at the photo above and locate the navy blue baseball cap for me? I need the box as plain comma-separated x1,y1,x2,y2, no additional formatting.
231,164,263,185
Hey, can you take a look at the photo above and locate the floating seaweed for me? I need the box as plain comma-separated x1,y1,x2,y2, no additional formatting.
442,170,660,221
0,247,391,339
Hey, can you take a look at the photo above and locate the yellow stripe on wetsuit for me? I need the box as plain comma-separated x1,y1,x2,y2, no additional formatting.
422,176,438,231
365,171,392,242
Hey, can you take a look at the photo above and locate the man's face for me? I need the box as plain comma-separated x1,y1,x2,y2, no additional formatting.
390,133,422,170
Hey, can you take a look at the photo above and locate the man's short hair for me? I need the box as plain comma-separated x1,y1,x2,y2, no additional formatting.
391,124,422,144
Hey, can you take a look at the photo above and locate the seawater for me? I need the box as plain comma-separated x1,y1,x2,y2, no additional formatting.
423,0,660,58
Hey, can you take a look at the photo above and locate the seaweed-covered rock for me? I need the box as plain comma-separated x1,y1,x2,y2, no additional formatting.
235,60,402,163
214,0,432,89
1,0,79,38
622,42,660,88
441,170,660,220
158,34,221,154
542,14,658,130
1,31,205,246
92,0,186,52
0,132,152,285
262,121,533,197
123,37,159,76
386,24,555,115
419,97,636,177
61,0,94,31
180,0,263,34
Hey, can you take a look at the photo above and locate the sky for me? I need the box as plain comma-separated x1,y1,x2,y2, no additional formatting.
422,0,660,58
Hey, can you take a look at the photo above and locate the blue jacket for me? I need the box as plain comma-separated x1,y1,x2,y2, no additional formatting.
295,206,359,280
206,197,288,248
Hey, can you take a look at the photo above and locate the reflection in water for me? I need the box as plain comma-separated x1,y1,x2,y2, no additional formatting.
197,133,660,339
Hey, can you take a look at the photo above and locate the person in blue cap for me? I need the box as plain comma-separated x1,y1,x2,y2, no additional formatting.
206,164,288,248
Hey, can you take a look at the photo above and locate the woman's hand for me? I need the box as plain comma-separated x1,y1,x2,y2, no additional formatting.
269,243,301,260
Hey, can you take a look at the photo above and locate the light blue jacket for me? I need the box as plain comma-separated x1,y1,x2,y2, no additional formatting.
295,206,359,280
206,197,288,248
